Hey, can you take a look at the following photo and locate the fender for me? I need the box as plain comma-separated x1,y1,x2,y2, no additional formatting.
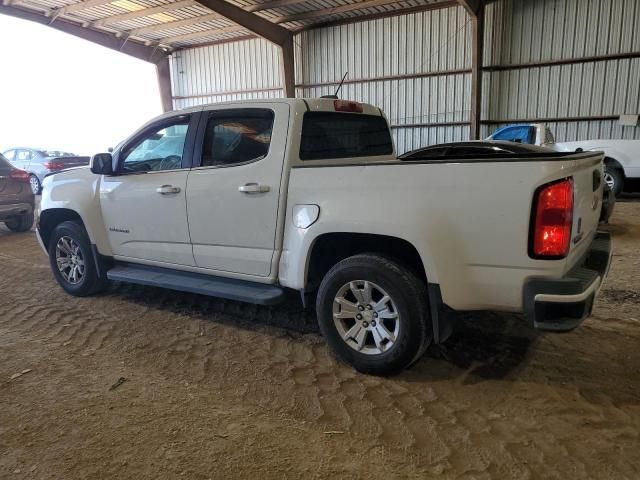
278,213,439,292
39,168,112,256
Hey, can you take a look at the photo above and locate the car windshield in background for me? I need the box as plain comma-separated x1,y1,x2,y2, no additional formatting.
299,112,393,160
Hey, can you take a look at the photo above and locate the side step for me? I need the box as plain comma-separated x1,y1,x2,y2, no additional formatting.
106,263,286,306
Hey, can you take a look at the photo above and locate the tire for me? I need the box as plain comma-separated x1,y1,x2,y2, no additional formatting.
48,221,108,297
29,174,41,195
4,210,34,232
316,254,432,375
604,166,624,197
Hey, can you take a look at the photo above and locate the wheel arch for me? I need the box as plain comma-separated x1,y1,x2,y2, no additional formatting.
604,156,625,177
38,208,87,250
305,232,428,291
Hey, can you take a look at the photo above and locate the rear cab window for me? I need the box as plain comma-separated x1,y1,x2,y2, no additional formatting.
299,112,393,160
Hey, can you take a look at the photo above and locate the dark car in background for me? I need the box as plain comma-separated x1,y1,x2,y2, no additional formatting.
2,148,90,195
0,153,35,232
400,141,616,223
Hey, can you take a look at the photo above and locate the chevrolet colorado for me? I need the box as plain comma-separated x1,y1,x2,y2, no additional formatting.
37,99,612,374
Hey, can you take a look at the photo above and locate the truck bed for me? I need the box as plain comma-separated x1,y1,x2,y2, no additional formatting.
285,151,604,312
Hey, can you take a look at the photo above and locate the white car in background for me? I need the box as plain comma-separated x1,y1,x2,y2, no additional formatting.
487,124,640,196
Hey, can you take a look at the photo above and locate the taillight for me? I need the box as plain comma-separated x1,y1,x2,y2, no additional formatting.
530,178,574,259
9,169,30,183
334,100,363,113
44,161,64,170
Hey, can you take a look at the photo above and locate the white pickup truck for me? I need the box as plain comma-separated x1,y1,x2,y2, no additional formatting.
37,99,612,374
487,123,640,196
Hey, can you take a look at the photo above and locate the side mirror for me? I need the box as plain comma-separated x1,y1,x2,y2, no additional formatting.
90,153,114,175
108,147,114,153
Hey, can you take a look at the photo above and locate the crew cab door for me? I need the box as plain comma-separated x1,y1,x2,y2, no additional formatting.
100,113,199,266
186,104,289,278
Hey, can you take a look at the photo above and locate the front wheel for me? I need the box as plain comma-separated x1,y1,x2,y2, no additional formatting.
48,221,108,296
604,167,624,196
316,254,432,375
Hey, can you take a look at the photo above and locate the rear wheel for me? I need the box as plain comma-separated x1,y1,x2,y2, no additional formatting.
29,174,41,195
4,210,34,232
316,254,431,375
604,166,624,196
48,221,108,296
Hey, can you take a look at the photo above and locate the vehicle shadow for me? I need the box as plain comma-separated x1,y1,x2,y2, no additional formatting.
412,311,541,383
108,282,640,406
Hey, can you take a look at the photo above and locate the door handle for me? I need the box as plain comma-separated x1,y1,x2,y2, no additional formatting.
156,185,181,195
238,183,270,194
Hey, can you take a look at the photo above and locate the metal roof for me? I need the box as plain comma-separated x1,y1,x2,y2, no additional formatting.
3,0,454,49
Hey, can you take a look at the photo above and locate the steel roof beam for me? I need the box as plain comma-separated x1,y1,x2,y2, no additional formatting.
456,0,481,15
193,0,291,45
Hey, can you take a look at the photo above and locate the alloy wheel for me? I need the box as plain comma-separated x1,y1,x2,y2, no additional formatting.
332,280,400,355
55,236,85,285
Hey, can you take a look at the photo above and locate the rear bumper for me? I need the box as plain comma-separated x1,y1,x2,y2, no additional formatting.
523,231,612,332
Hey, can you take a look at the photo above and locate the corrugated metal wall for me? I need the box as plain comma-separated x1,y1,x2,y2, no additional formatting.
482,0,640,141
170,38,284,109
294,6,472,153
169,5,472,154
169,0,640,152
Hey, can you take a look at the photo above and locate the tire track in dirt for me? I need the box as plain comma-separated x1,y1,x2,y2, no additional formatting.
2,227,640,478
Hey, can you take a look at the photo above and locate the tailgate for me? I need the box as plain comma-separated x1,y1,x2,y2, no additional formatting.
565,152,605,267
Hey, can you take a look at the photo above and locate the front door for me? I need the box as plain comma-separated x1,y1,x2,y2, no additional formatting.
186,104,289,278
100,114,198,266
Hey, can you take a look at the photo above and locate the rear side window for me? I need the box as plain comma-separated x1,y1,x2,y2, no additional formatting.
201,109,274,167
299,112,393,160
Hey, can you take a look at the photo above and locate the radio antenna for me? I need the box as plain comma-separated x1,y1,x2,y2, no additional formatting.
334,71,348,98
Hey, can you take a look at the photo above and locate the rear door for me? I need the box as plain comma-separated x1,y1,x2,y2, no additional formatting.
186,104,289,278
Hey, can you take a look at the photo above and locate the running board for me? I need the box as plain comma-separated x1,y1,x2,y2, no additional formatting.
106,264,286,306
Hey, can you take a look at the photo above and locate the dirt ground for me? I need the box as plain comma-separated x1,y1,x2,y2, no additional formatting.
1,199,639,479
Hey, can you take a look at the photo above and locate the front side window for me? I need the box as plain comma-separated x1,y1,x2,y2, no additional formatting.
200,109,274,167
300,112,393,160
121,117,190,173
